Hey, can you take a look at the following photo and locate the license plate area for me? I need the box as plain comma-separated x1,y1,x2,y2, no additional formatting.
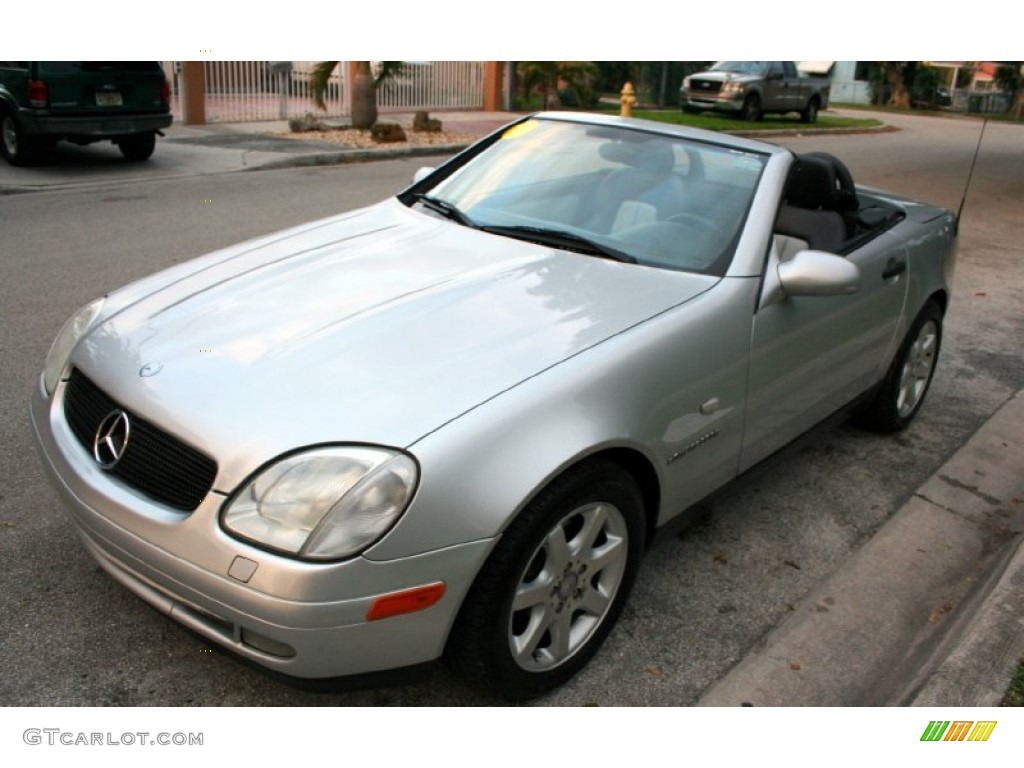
96,91,123,107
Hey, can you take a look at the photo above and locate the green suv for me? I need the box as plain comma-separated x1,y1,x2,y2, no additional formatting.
0,61,173,165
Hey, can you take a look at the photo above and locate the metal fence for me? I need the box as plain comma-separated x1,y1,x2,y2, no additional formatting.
164,61,485,124
377,61,485,111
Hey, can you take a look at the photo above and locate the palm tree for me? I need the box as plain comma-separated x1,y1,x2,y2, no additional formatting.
310,61,406,130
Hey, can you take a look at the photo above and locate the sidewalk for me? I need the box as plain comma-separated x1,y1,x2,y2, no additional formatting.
700,389,1024,706
161,111,523,171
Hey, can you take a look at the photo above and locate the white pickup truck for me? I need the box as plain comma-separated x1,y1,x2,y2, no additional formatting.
680,61,830,123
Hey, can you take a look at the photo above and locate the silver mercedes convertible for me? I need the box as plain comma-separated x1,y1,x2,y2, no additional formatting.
31,112,956,699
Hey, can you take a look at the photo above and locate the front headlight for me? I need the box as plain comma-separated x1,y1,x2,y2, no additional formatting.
722,81,746,95
222,447,419,561
43,297,105,396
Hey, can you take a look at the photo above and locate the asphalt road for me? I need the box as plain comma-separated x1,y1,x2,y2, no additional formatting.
1,112,1021,705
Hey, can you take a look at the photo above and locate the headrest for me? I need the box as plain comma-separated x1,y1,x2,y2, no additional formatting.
785,153,858,212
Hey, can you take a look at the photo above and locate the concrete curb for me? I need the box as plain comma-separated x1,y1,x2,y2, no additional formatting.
903,533,1024,705
249,143,474,171
727,124,901,140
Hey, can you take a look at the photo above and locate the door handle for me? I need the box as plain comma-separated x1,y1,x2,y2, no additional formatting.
882,258,906,280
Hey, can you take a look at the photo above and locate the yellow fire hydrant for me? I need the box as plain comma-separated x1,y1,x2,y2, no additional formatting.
620,82,636,118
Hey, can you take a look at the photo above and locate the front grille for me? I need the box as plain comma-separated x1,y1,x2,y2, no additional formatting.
690,79,722,95
63,368,217,512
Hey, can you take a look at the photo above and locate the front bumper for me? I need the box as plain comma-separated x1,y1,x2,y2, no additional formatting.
19,109,173,138
30,379,493,679
680,92,744,113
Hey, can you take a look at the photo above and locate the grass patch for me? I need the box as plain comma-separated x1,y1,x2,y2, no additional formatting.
1002,659,1024,706
632,109,882,132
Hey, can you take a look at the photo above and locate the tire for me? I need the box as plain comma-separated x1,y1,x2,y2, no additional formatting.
445,458,645,700
801,97,820,124
857,301,942,433
1,111,39,166
117,132,156,162
741,94,762,122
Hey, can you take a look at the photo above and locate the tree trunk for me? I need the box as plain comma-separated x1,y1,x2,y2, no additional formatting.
351,72,378,130
882,63,911,109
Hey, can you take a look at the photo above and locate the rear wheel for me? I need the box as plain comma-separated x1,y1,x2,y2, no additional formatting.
117,132,156,162
857,301,942,433
801,97,820,123
446,459,645,700
1,112,39,166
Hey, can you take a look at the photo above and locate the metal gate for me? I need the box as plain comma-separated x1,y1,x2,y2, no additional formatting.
164,61,485,124
377,61,486,112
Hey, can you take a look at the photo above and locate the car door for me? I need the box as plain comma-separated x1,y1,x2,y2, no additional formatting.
762,62,788,110
781,61,805,110
739,231,909,472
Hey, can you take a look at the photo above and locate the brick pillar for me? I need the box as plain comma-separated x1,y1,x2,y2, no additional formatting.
181,62,206,126
483,62,504,112
347,61,361,117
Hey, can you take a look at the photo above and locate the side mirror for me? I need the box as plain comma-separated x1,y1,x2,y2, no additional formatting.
412,166,435,184
778,250,860,297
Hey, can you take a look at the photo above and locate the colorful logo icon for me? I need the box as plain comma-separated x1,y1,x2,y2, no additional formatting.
921,721,997,742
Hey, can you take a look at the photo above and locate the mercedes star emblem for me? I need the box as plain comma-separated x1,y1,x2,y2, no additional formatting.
93,410,131,469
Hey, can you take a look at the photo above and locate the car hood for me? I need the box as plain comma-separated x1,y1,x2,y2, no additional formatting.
74,199,715,483
689,71,758,84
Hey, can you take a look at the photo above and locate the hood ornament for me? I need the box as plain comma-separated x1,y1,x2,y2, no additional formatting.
93,410,131,469
139,362,163,378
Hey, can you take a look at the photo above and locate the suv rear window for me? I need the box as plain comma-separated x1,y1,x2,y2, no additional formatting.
38,62,164,74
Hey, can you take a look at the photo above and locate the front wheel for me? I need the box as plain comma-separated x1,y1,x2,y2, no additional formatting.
857,301,942,433
741,94,762,121
445,459,645,700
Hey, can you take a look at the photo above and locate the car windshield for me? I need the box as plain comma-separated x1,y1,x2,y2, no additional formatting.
711,61,768,75
410,118,768,276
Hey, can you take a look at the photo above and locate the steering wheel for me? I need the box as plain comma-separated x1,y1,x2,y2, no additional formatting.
668,212,726,242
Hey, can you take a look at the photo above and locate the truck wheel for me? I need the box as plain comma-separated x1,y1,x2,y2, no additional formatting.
801,98,820,124
1,111,39,166
741,94,762,122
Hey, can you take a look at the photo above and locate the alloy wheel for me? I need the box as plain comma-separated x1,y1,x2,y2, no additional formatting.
507,501,629,671
896,318,938,418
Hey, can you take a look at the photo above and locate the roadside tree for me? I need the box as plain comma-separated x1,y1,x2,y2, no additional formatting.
311,61,406,130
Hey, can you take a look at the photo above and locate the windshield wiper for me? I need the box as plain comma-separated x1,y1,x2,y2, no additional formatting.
409,193,476,227
478,225,637,264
